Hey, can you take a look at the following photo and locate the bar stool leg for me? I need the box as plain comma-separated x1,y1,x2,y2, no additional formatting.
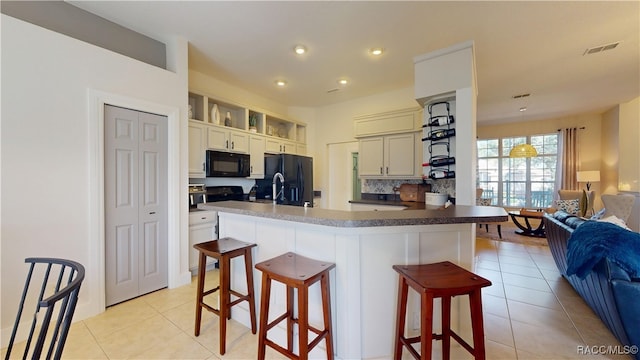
393,276,408,360
469,289,486,360
257,273,271,360
219,256,231,355
244,249,257,334
441,296,452,360
285,285,294,353
194,252,206,336
321,273,334,360
298,285,309,360
421,293,434,360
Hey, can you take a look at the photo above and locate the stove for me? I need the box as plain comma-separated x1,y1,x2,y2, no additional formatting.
189,185,245,210
205,185,245,202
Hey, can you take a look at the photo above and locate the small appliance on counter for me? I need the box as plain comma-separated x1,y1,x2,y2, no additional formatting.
424,192,449,208
189,184,206,209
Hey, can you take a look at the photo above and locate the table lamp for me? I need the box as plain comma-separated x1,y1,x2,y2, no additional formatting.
577,170,600,191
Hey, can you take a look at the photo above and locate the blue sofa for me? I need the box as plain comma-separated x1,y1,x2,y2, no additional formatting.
544,211,640,359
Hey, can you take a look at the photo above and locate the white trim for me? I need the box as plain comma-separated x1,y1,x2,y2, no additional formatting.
87,88,187,317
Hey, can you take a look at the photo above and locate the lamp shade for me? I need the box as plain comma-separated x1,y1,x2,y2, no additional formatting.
509,143,538,158
577,170,600,183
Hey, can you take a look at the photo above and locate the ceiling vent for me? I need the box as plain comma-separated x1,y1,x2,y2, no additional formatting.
512,93,530,99
583,41,620,55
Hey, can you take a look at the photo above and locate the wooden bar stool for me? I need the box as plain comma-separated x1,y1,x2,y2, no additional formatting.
194,237,257,355
393,261,492,360
255,252,335,360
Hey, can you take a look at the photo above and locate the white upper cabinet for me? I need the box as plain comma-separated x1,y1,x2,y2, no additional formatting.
187,90,307,168
188,121,206,178
265,138,296,154
249,135,266,178
358,134,419,178
207,126,249,153
355,108,422,179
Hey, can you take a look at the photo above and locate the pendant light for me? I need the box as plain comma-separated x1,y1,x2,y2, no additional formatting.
509,143,538,158
508,103,537,158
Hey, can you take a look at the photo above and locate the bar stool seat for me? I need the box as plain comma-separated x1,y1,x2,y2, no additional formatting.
255,252,335,360
393,261,492,360
194,237,257,355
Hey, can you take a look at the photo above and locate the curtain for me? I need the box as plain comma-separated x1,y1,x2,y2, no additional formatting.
560,128,579,190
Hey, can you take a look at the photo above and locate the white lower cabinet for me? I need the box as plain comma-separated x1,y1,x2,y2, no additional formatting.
188,211,218,275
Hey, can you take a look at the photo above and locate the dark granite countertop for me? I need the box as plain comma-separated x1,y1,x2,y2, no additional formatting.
200,201,507,228
349,198,429,210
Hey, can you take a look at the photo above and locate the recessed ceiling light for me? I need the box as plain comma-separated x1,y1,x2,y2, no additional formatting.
294,45,307,55
338,79,349,85
369,47,384,56
275,80,287,87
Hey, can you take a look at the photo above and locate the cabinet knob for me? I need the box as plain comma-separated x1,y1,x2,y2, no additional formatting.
250,165,253,173
380,167,383,175
231,141,235,149
226,140,229,148
149,211,156,215
202,163,205,171
386,167,389,174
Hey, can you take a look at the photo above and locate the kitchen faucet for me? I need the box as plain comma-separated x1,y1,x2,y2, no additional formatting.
272,172,285,205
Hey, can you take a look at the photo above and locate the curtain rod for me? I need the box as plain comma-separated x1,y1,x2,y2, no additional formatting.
557,127,586,131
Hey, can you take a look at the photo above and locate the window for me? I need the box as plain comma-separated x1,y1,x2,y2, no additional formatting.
477,134,558,208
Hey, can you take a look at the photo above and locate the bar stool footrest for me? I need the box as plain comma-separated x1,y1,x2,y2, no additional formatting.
200,302,220,316
450,330,475,354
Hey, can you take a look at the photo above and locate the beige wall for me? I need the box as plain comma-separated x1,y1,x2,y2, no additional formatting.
618,96,640,192
601,106,620,196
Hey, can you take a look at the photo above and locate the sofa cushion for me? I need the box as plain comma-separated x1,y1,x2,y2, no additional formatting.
553,210,575,223
555,199,580,215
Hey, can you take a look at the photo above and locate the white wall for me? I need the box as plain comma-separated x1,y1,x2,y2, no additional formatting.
313,87,420,207
1,14,189,341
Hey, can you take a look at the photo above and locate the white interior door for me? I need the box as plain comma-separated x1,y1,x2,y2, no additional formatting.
105,105,168,306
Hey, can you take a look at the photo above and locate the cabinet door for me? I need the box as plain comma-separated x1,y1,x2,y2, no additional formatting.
207,127,228,150
385,133,416,176
296,144,307,155
265,138,282,153
228,130,249,153
249,135,265,178
359,137,384,176
282,141,296,154
188,122,206,177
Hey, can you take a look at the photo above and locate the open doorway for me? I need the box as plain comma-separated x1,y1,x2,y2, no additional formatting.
352,152,362,201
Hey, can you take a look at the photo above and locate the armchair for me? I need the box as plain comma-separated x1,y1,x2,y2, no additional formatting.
557,189,595,217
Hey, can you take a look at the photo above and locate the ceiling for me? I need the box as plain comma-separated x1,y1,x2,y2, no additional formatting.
70,1,640,124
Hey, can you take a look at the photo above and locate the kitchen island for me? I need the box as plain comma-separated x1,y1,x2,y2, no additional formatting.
199,201,507,359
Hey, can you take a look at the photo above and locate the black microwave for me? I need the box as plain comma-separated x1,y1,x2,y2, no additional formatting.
205,150,250,177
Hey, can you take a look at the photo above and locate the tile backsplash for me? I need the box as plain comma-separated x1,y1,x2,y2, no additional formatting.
362,179,456,197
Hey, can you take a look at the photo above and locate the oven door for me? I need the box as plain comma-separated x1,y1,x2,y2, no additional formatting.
205,150,250,177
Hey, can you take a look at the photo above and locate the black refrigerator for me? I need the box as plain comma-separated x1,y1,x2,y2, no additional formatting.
255,154,313,207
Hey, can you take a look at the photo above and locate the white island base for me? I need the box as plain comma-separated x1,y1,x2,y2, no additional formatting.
216,210,483,359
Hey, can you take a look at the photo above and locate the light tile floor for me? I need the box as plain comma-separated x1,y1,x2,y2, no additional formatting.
2,238,631,359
